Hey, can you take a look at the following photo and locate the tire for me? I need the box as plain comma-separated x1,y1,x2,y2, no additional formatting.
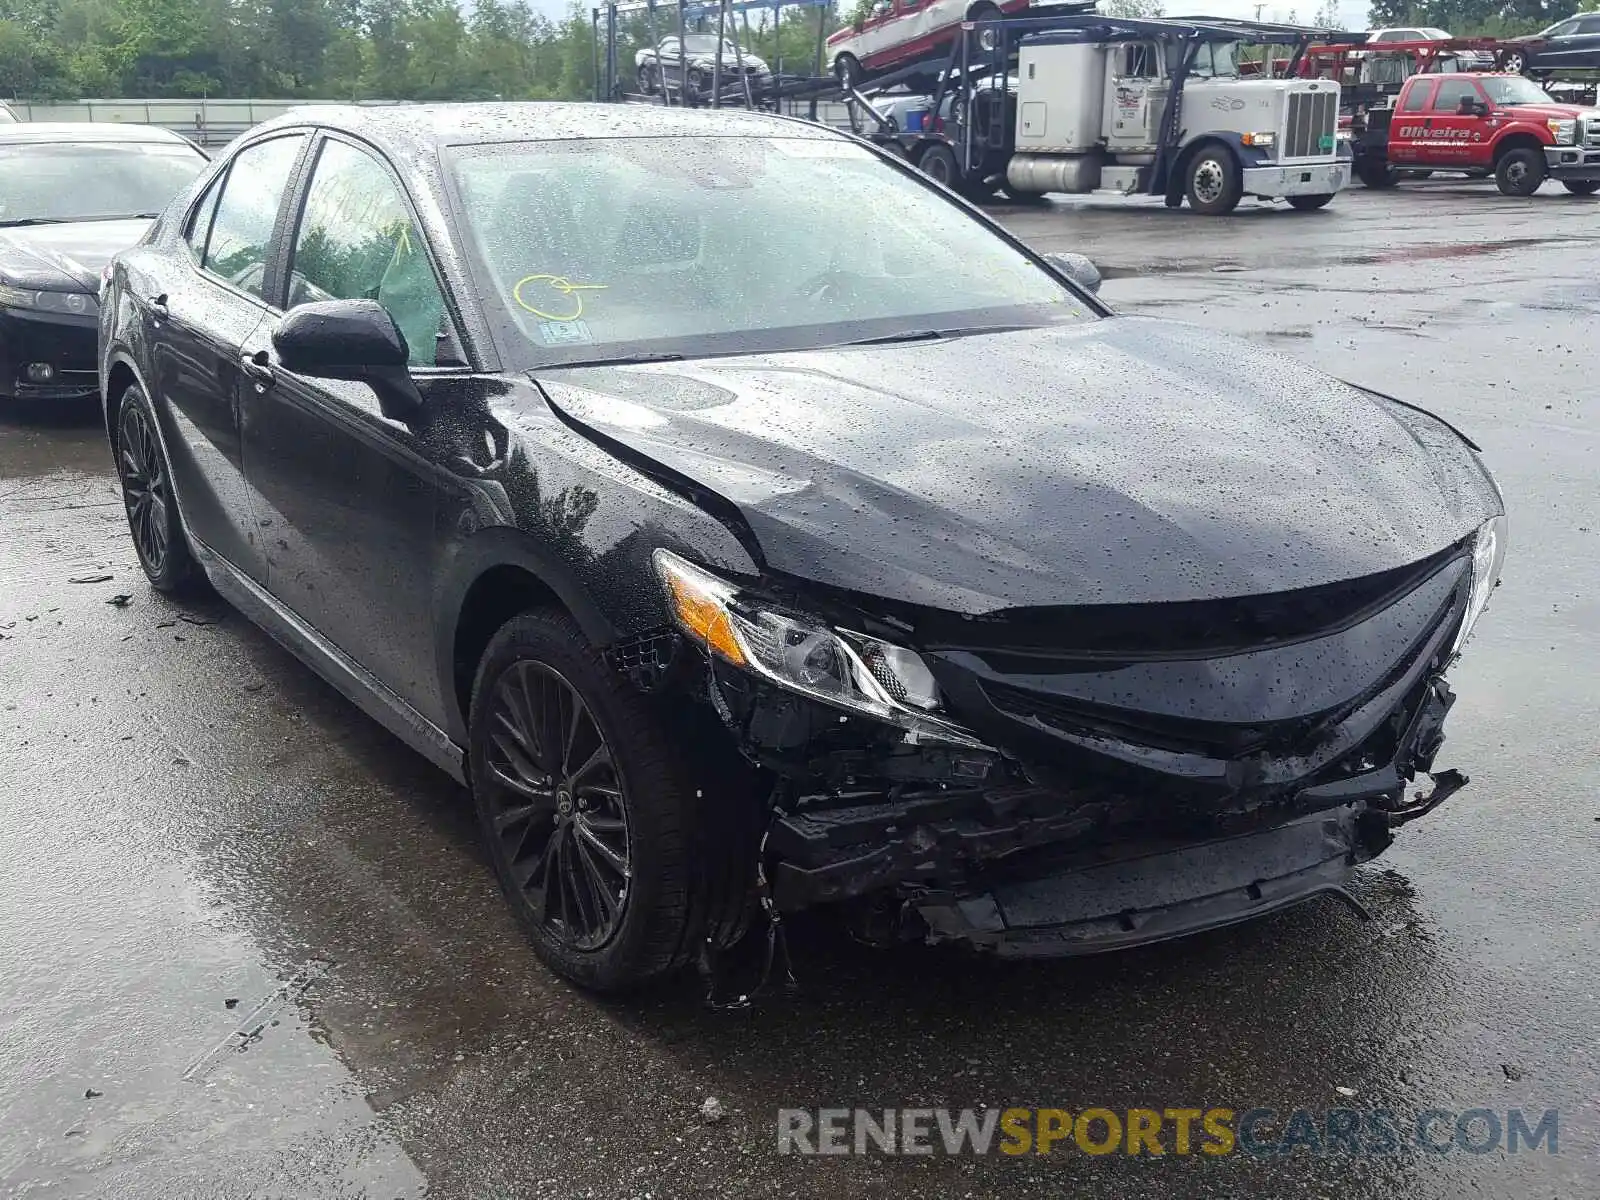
686,66,707,98
1287,193,1335,211
967,0,1001,51
1184,146,1242,215
1495,146,1545,197
468,610,713,992
636,63,656,94
113,383,204,595
1356,159,1398,189
1502,50,1526,75
918,142,963,190
1562,180,1600,195
833,52,861,89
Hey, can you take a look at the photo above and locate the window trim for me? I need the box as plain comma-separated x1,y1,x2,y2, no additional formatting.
184,130,316,312
1400,80,1434,111
276,129,472,372
1429,77,1482,112
182,167,227,266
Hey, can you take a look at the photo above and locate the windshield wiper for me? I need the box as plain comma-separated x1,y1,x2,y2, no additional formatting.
0,217,69,228
837,324,1035,347
537,351,686,370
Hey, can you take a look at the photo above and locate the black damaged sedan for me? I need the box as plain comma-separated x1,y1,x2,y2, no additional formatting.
0,123,206,406
100,104,1505,992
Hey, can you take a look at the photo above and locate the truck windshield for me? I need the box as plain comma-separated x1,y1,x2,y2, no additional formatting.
450,136,1093,369
1479,76,1555,105
1189,42,1240,78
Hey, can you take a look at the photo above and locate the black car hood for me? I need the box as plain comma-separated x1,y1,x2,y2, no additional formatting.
536,318,1501,614
0,218,151,290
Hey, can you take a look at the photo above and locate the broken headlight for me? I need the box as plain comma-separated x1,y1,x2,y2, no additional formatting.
653,549,986,747
1451,514,1507,655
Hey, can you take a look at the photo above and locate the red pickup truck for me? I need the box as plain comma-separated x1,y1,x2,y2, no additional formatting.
1350,71,1600,195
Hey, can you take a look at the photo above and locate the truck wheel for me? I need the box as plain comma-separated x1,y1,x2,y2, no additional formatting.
918,143,963,191
1495,147,1546,197
1356,160,1397,188
1562,180,1600,196
1287,193,1334,211
1185,147,1242,215
636,63,657,93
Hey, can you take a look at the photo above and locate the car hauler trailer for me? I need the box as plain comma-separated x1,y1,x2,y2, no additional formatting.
848,13,1354,213
594,0,841,117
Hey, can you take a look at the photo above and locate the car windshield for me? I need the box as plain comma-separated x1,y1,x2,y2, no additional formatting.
1480,76,1555,105
449,135,1092,369
0,140,206,224
682,34,740,55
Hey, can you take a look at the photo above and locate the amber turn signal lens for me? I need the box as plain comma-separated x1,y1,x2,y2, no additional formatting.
662,571,747,667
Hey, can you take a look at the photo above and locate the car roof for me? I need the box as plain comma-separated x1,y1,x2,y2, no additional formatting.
0,122,195,144
257,101,837,157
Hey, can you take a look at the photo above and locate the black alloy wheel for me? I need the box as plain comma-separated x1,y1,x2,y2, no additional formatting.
482,659,632,952
115,386,201,593
469,610,709,991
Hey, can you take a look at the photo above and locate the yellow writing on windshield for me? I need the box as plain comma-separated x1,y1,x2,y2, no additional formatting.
513,274,608,322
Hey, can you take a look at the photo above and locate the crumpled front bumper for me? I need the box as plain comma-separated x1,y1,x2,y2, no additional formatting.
914,770,1466,958
759,668,1460,939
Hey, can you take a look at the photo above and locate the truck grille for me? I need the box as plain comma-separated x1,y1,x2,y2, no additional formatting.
1282,89,1337,159
1585,118,1600,148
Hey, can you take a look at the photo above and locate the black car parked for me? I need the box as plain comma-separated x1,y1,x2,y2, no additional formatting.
101,103,1505,992
0,123,207,406
1503,12,1600,77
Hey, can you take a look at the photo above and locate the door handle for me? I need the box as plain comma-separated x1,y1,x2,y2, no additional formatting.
240,349,275,391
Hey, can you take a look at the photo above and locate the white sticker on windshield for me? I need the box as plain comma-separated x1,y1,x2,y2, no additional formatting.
766,138,874,160
539,319,594,346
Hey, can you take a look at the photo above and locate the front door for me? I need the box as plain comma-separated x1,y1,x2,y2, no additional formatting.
1421,77,1490,166
240,134,464,728
149,132,309,581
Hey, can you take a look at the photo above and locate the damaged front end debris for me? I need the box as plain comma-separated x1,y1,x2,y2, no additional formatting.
642,538,1489,971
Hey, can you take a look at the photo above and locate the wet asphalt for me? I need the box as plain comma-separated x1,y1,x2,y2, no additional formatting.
2,179,1598,1200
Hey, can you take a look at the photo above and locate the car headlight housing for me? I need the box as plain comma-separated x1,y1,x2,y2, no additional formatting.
1548,118,1577,144
654,549,986,747
0,282,98,316
1451,515,1506,655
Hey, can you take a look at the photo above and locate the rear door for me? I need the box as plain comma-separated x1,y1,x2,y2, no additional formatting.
1388,78,1435,163
239,133,467,724
149,132,309,581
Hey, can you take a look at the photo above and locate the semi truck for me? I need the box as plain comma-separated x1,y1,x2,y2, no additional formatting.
851,15,1352,214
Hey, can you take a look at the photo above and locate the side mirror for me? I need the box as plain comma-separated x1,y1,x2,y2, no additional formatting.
1044,251,1102,295
272,299,424,421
